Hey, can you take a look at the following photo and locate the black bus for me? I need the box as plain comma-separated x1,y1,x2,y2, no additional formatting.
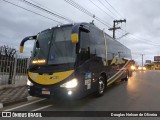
20,22,134,99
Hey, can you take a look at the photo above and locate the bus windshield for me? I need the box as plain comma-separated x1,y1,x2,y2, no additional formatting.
31,25,76,65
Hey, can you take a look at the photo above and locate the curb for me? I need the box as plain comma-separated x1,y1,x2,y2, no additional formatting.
0,96,39,109
0,84,28,109
0,84,26,90
0,98,28,109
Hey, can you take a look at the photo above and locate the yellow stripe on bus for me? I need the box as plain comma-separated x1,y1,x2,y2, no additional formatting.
107,70,125,86
28,70,74,85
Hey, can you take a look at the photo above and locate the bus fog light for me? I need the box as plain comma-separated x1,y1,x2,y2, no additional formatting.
27,79,33,86
60,78,78,88
68,91,72,95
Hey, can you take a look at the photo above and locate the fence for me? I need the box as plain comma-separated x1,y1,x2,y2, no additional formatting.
0,45,29,85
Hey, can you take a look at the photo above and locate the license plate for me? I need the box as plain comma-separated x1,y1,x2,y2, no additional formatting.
42,91,50,95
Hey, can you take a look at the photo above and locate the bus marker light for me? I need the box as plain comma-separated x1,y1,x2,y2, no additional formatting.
32,59,46,64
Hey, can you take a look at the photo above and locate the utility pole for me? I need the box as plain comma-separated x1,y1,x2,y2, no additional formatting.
108,19,126,39
141,54,144,66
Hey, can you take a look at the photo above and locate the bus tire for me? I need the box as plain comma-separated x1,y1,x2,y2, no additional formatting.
96,76,106,97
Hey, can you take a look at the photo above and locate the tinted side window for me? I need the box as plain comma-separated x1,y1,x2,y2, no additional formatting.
90,27,105,59
79,31,90,63
80,31,90,48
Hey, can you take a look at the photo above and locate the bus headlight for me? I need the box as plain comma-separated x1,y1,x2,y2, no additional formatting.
27,79,34,86
60,78,78,88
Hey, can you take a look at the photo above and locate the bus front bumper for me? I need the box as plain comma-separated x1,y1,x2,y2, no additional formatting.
28,84,84,99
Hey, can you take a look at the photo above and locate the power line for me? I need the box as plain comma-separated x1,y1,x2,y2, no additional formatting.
2,0,62,24
18,0,74,23
95,17,111,28
104,0,124,18
119,28,160,46
128,34,160,46
97,0,120,19
126,35,160,46
4,0,158,47
64,0,111,28
29,0,75,23
129,33,160,45
88,0,115,20
64,0,93,17
29,0,44,6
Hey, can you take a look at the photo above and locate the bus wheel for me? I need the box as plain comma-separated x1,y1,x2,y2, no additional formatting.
96,76,106,97
121,71,129,81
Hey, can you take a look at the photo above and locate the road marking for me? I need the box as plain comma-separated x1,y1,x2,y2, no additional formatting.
31,105,53,111
4,98,46,111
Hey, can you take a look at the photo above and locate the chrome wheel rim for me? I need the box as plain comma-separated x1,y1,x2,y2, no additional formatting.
127,73,129,79
98,79,105,94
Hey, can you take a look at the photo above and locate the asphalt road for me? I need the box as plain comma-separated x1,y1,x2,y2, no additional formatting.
1,70,160,120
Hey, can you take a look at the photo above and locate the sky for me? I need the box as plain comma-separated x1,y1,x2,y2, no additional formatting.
0,0,160,65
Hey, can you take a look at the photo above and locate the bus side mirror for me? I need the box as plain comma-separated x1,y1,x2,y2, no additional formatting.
71,33,79,44
20,46,24,53
19,36,37,53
